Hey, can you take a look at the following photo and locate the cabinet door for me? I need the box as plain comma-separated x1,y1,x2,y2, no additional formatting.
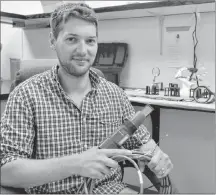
160,109,215,193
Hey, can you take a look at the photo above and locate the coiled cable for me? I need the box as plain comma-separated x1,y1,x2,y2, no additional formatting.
77,154,149,194
76,154,175,194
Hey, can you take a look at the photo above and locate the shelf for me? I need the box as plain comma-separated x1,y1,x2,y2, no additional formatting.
0,0,215,28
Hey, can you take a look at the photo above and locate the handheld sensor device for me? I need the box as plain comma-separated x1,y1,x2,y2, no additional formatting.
99,105,154,149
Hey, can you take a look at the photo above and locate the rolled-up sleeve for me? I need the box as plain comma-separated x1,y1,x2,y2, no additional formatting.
120,90,151,150
1,91,35,167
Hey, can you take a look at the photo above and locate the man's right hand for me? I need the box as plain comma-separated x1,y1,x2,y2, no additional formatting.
76,147,132,179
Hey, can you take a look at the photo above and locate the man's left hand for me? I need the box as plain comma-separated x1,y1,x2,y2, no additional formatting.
138,139,173,178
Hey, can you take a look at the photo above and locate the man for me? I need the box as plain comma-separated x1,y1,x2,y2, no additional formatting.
1,3,173,194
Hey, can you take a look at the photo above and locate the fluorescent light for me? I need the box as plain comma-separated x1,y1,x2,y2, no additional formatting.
1,0,158,15
86,1,157,8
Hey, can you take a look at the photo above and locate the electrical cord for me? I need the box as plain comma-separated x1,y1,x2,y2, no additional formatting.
190,11,199,85
77,155,145,194
76,153,173,194
77,155,143,194
113,155,145,194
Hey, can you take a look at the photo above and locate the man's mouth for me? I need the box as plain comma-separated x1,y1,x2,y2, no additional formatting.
73,58,88,62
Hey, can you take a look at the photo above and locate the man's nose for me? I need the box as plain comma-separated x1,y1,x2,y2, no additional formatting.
76,40,87,56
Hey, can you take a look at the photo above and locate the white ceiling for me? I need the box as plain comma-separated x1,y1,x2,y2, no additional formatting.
1,1,157,15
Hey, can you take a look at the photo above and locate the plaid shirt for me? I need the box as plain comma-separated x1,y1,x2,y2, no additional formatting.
1,65,150,194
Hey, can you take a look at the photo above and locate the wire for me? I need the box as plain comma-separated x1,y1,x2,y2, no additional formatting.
84,180,88,194
89,179,96,194
76,134,172,194
76,180,84,193
162,176,165,194
165,175,168,194
76,158,174,194
168,174,172,193
77,155,144,194
112,155,144,194
190,11,199,86
194,20,198,69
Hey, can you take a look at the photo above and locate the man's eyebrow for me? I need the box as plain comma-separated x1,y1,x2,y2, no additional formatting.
88,36,97,39
66,33,97,38
66,33,78,37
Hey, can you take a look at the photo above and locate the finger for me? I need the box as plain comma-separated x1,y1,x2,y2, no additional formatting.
155,160,173,178
148,150,162,169
131,154,151,161
101,157,119,169
157,168,167,179
111,156,125,162
162,153,170,163
161,162,174,178
156,154,173,176
97,163,112,176
100,149,132,157
153,162,165,175
91,170,105,179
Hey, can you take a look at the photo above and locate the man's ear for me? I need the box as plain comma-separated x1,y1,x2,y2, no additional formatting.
49,32,56,50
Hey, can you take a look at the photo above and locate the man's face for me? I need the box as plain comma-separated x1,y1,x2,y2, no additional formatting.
52,17,98,77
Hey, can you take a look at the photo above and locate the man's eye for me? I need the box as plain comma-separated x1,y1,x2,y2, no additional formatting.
87,39,96,44
66,37,76,42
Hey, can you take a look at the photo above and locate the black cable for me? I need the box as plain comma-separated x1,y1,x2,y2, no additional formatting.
162,177,166,194
168,175,172,193
190,11,199,86
167,175,170,193
165,177,168,193
190,14,196,80
166,176,169,193
163,177,166,194
193,12,198,68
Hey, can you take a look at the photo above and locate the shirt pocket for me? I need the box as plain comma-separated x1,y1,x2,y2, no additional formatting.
87,109,122,146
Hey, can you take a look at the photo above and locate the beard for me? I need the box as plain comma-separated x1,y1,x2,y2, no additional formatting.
60,60,92,77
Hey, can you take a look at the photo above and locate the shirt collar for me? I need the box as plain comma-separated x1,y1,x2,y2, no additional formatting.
51,65,101,93
89,68,101,90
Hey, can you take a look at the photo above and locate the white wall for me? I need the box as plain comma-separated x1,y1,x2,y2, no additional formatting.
21,12,215,91
99,12,215,91
1,1,43,15
1,7,215,91
0,0,44,80
0,24,22,80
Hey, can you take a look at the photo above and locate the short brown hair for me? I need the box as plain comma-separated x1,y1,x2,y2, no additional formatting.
50,3,98,39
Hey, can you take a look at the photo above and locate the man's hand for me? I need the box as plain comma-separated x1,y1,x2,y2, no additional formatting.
77,147,132,179
138,139,173,178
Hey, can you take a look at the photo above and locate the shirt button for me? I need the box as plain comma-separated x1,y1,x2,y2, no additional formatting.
84,144,88,149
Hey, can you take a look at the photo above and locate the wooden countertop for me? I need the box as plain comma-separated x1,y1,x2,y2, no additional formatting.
125,89,215,113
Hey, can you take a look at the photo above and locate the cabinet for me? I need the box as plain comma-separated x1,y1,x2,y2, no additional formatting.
160,109,215,193
130,100,215,193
